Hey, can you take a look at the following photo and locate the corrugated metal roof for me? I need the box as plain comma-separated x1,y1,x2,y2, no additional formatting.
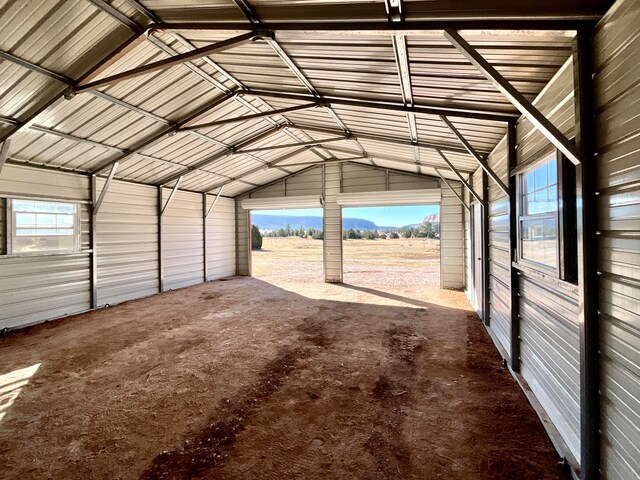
0,0,595,196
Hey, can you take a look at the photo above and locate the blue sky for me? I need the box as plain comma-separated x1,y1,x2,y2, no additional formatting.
252,205,439,227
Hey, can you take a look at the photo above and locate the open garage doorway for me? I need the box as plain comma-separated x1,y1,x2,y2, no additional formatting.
250,208,324,286
341,205,441,294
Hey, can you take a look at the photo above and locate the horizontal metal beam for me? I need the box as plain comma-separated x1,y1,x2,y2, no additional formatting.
269,155,369,168
240,89,516,123
206,146,310,192
435,168,470,212
154,18,600,32
436,148,483,204
91,95,234,174
75,32,263,93
323,144,475,175
181,103,318,131
444,28,581,165
236,136,346,154
0,51,71,84
158,126,282,185
292,123,476,156
440,115,509,196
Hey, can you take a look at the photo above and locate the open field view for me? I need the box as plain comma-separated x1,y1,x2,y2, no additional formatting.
252,236,441,292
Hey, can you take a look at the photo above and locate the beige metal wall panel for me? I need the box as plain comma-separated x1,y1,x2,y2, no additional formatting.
594,0,640,477
96,179,159,306
519,276,581,460
0,165,91,330
248,182,286,199
342,163,387,193
388,174,439,191
0,164,90,202
440,181,464,289
285,168,323,197
236,199,251,276
161,189,204,290
206,197,236,280
514,58,581,463
487,137,512,355
323,163,342,283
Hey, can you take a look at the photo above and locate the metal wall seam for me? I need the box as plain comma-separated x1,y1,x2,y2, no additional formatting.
205,197,236,281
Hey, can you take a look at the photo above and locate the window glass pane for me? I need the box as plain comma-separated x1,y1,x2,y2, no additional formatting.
548,158,557,184
16,213,36,228
12,200,36,212
56,215,74,227
523,171,535,194
521,217,557,268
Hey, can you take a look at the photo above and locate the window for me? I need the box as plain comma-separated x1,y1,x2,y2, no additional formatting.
9,199,80,254
519,155,558,269
517,151,577,280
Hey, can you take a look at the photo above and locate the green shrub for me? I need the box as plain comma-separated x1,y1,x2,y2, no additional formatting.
251,224,263,250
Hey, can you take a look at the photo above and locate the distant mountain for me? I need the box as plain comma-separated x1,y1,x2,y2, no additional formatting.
401,213,440,229
251,214,395,231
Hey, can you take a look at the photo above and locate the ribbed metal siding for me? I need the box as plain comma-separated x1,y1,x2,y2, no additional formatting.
440,181,464,289
162,189,204,290
236,199,250,276
516,60,581,462
324,164,342,283
96,179,159,306
285,168,323,197
0,165,90,329
206,197,236,280
594,0,640,477
487,137,512,354
342,163,439,193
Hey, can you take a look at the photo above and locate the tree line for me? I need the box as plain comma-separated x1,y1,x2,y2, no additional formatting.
254,220,439,247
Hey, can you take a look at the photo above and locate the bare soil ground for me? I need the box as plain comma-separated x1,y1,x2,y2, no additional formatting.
253,236,441,291
0,237,568,479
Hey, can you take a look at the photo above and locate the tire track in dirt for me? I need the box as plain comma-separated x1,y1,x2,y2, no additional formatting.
138,316,332,480
365,325,425,479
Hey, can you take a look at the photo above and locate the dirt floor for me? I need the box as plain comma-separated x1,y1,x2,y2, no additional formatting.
0,237,568,479
253,236,441,290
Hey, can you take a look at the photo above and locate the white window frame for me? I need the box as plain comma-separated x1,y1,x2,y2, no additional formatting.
516,151,560,274
7,198,81,256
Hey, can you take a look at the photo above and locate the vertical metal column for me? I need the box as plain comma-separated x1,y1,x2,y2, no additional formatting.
482,170,490,326
157,186,164,292
573,26,600,480
507,123,521,371
203,193,208,282
90,175,98,309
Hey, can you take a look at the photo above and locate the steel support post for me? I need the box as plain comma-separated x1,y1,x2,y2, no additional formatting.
507,123,521,371
482,170,490,326
573,26,600,480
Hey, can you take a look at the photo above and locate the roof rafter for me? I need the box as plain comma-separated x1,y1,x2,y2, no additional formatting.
240,89,516,123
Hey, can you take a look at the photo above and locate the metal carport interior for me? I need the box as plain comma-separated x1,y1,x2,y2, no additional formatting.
1,1,638,480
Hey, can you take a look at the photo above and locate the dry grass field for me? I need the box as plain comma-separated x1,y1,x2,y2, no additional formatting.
252,236,441,289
